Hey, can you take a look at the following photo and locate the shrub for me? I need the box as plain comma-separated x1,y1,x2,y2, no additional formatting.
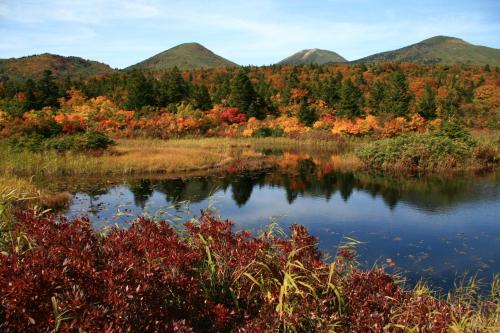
436,120,476,145
252,126,284,138
6,130,114,152
355,131,481,172
0,211,497,332
85,130,114,150
24,118,63,138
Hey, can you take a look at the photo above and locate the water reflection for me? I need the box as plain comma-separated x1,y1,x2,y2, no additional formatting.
112,162,498,214
58,158,499,291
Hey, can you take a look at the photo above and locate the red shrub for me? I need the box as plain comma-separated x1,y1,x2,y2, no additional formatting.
0,210,475,332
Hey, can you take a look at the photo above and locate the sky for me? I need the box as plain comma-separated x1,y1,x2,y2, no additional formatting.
1,0,499,68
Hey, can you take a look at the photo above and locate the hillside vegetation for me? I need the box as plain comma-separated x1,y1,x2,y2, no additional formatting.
0,53,115,81
278,48,347,65
354,36,500,66
127,42,238,71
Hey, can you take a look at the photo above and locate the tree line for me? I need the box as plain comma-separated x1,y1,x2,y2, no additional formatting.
0,62,497,126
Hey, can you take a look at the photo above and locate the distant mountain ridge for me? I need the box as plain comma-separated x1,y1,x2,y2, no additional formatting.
1,37,499,81
353,36,500,66
127,43,239,71
278,48,347,65
0,53,115,80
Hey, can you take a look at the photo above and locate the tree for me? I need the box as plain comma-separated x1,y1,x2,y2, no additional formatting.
441,87,462,119
37,70,59,108
416,84,437,119
368,80,385,114
321,72,343,107
23,79,39,111
337,79,364,118
125,70,154,110
382,69,413,117
298,102,317,126
192,84,212,110
167,67,188,104
157,67,188,106
280,68,300,105
212,76,231,104
60,76,72,98
228,69,264,118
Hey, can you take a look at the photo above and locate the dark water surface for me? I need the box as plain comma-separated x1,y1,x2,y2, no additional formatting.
57,159,499,291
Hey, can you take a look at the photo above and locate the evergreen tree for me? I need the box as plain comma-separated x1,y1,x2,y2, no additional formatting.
212,76,231,104
228,69,262,118
382,69,413,117
37,70,59,108
416,84,437,119
321,72,342,107
23,79,39,111
192,84,212,110
125,70,154,110
280,68,300,105
441,87,462,119
166,67,188,104
60,76,72,98
158,67,188,106
298,102,317,126
337,79,364,118
368,80,385,114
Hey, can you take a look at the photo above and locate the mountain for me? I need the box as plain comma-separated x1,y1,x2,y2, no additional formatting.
128,43,238,70
353,36,500,66
0,53,115,80
278,48,347,65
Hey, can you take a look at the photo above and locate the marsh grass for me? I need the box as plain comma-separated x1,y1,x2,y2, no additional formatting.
0,139,239,176
0,137,354,177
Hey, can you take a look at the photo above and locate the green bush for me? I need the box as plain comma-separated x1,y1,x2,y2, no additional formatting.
356,131,479,171
252,126,284,138
24,118,63,138
436,121,475,144
85,130,114,149
6,131,114,152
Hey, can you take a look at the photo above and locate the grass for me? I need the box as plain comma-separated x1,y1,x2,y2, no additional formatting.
0,137,353,177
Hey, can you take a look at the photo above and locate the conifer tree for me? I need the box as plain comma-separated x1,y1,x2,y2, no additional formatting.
417,84,437,119
368,80,385,114
192,84,212,110
125,70,153,110
321,72,343,107
229,69,264,118
23,79,38,111
298,101,317,126
382,69,413,117
337,79,364,118
37,70,59,108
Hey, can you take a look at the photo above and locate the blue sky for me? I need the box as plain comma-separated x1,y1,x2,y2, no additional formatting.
1,0,499,68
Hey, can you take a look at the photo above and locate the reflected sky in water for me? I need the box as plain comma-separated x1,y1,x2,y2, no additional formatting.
63,163,500,291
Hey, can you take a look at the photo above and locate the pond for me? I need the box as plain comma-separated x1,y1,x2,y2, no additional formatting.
52,153,499,291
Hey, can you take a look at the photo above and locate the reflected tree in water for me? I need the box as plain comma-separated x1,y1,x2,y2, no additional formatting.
338,172,355,202
230,174,257,207
128,179,154,209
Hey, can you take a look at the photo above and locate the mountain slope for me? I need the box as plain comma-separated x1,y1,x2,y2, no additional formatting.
354,36,500,66
0,53,115,80
128,43,238,70
278,48,347,65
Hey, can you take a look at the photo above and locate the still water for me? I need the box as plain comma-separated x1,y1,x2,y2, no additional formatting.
59,158,499,291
